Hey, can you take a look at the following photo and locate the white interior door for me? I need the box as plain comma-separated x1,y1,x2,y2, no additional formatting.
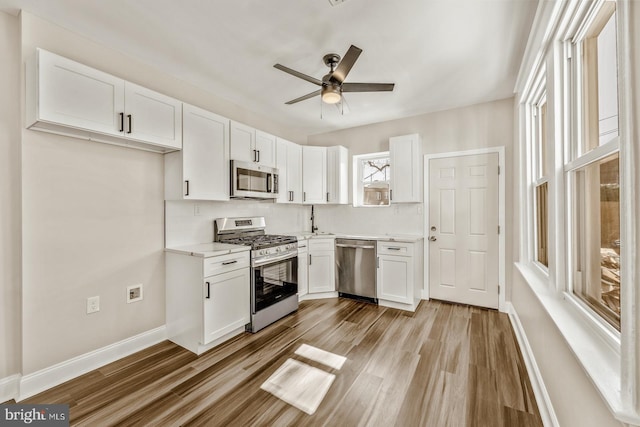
428,153,499,309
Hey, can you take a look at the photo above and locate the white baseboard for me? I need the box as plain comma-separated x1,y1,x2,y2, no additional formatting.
506,302,559,427
0,374,21,403
18,326,167,401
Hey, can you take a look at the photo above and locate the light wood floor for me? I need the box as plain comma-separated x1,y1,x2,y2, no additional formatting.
21,298,542,426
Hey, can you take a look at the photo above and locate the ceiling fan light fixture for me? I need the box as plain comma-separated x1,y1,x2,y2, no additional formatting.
321,85,341,104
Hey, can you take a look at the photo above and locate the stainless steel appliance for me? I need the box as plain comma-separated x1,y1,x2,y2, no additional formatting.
336,238,377,303
230,160,279,199
214,217,298,332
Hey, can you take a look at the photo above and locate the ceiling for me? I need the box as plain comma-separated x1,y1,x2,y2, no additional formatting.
1,0,538,137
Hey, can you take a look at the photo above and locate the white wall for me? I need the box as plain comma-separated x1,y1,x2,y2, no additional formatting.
165,200,310,248
308,98,514,285
0,11,22,380
17,11,303,375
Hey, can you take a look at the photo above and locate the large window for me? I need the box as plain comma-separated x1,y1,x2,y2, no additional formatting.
567,1,620,329
353,152,390,207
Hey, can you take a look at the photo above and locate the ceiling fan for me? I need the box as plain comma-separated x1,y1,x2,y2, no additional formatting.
274,45,395,106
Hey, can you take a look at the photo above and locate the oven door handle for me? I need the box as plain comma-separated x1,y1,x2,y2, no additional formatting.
252,252,298,268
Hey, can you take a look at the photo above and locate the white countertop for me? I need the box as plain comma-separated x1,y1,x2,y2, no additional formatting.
281,231,423,243
165,242,250,258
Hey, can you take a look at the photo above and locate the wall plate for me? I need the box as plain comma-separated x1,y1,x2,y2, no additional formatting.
127,284,143,303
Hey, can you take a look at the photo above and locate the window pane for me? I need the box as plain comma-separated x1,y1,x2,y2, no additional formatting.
582,5,618,153
573,153,620,329
535,182,548,267
537,102,548,179
362,158,390,183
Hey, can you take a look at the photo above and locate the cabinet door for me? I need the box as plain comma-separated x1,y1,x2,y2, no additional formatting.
276,138,289,203
124,82,182,149
302,146,327,204
308,250,335,293
288,143,303,204
297,245,309,297
230,121,255,163
202,268,250,345
390,134,422,203
255,130,276,167
36,48,124,136
327,146,348,204
377,254,413,304
182,104,229,200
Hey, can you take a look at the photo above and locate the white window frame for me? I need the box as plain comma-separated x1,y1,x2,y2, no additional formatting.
529,73,550,273
515,0,639,422
352,151,390,208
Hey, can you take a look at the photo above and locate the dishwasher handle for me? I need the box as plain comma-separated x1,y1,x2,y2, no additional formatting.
336,243,376,249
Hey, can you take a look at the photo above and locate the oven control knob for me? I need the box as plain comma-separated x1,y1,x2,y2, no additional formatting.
276,247,281,252
260,250,266,255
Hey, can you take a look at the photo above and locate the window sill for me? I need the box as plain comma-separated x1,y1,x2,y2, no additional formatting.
515,262,640,425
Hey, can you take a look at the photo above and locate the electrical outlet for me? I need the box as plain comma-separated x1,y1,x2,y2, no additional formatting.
87,296,100,314
127,284,143,303
194,204,201,216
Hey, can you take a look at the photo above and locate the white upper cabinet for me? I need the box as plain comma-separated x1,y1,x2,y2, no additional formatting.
276,138,303,204
255,130,277,168
229,121,255,163
230,121,276,167
327,145,348,204
302,146,327,204
390,133,423,203
123,82,182,150
26,48,182,153
165,104,230,201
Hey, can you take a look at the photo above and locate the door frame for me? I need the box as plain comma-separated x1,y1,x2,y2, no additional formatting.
423,146,506,312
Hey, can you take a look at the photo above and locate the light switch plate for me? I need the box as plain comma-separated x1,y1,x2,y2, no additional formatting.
87,296,100,314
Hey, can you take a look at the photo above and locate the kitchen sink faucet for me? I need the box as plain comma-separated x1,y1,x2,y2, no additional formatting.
311,205,319,233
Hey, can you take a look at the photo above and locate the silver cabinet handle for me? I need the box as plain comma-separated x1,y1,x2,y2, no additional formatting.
127,114,132,134
326,192,329,202
387,247,402,250
205,282,210,299
257,150,260,163
119,112,124,132
303,192,306,202
309,254,312,265
222,260,238,265
185,180,189,196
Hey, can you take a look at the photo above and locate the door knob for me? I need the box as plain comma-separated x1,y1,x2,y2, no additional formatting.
429,236,437,242
430,226,437,231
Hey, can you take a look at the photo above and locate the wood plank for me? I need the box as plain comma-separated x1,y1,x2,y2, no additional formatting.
19,298,542,427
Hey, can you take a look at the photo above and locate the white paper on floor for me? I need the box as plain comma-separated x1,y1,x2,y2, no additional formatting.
260,358,335,415
294,344,347,370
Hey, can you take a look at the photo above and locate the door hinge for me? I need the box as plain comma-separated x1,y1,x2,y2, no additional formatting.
498,165,501,175
498,225,500,234
498,285,500,294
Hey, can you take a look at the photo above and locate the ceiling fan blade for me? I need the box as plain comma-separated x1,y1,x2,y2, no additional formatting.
341,82,395,92
274,64,322,86
330,45,362,84
285,89,322,105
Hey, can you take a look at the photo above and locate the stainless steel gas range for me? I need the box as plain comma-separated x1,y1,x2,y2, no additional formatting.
214,217,298,333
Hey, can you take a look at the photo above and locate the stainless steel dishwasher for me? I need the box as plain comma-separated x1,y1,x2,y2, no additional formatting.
336,238,377,303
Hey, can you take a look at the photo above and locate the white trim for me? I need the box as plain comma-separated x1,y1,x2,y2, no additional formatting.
18,326,167,401
515,263,640,425
0,374,21,403
506,302,560,427
423,146,506,312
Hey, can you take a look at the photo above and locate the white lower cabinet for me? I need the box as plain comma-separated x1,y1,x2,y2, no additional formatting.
297,241,309,299
308,238,336,295
376,240,423,311
166,250,250,355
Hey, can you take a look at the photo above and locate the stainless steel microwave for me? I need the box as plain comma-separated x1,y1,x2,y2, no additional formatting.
230,160,279,199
